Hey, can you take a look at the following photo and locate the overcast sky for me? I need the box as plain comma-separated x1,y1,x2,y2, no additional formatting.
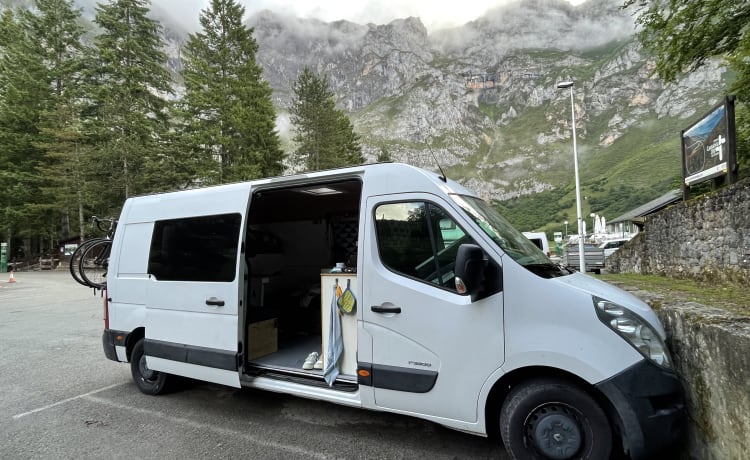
152,0,587,32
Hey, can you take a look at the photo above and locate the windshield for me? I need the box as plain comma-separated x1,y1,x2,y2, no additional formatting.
452,195,570,278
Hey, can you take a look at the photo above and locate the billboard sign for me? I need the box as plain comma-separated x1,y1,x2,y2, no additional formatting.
681,96,737,187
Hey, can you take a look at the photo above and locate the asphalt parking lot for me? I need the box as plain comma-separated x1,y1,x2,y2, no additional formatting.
1,271,506,459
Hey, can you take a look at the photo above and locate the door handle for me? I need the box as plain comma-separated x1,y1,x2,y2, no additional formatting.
206,297,225,307
371,305,401,314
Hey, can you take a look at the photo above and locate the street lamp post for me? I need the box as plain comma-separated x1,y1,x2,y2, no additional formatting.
557,81,585,272
564,220,568,239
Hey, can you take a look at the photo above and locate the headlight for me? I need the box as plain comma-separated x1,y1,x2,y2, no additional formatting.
593,296,672,369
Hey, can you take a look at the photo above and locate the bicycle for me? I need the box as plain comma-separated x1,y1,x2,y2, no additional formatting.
69,216,117,290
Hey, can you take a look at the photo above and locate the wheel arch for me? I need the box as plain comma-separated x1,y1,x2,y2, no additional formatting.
125,327,145,362
483,365,624,453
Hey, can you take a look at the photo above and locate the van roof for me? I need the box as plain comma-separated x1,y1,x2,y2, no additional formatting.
121,163,480,221
127,162,475,200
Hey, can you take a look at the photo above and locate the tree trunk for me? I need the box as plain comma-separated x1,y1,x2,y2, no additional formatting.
124,156,130,198
78,190,85,243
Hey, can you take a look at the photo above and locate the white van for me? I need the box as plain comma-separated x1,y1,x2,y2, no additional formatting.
101,163,683,460
522,231,550,257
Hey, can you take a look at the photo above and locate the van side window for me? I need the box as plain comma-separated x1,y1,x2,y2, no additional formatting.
148,213,241,282
375,202,474,291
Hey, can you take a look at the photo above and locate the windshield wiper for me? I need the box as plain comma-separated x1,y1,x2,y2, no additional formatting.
523,263,568,278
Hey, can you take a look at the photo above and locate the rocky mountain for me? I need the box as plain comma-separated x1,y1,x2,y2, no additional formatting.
245,0,728,214
2,0,731,227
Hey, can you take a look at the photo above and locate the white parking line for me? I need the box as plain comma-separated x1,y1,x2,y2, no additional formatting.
13,385,340,460
85,395,340,460
12,383,126,420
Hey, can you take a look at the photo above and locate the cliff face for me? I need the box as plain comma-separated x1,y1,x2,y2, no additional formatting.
247,0,728,201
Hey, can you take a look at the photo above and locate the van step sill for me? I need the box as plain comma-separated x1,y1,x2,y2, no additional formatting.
242,365,358,392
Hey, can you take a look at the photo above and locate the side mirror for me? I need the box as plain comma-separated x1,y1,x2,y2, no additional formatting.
454,244,487,301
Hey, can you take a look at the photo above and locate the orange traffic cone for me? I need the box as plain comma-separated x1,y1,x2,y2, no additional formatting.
8,271,16,283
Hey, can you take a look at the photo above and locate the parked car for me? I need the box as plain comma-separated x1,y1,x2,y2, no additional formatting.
522,231,550,256
599,238,631,257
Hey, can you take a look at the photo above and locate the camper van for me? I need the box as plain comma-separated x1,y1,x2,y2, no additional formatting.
101,163,683,460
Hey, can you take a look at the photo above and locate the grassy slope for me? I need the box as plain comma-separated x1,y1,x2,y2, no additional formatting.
352,38,731,233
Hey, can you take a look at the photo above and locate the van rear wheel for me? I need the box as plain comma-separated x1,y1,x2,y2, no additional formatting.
130,339,169,395
499,378,611,460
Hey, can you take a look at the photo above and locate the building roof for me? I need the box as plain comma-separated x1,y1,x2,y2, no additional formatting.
609,189,682,224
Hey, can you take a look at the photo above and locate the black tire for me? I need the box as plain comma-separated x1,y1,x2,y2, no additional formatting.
69,239,106,287
78,239,111,289
500,378,612,460
130,339,169,395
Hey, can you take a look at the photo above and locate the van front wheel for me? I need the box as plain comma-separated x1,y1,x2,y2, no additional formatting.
499,378,611,460
130,339,169,395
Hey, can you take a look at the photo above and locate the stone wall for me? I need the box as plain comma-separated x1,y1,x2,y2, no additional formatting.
617,287,750,460
606,179,750,459
607,178,750,285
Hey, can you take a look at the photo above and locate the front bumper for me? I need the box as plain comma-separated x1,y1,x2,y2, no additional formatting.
596,359,685,460
102,329,128,362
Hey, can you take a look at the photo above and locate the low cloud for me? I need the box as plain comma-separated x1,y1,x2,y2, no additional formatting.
150,0,588,33
432,0,635,53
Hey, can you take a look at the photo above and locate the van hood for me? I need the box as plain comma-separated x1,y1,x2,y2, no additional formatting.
553,272,666,337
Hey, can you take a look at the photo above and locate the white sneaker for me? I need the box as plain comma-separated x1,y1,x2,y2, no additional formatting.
314,357,324,370
302,352,319,370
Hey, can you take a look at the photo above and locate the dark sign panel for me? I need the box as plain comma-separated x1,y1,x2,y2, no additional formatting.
681,96,737,187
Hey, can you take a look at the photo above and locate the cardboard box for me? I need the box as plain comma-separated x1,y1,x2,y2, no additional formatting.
248,318,278,360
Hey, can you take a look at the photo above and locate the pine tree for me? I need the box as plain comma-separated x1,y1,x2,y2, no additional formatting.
179,0,284,184
27,0,89,241
0,8,50,253
289,66,363,172
84,0,174,207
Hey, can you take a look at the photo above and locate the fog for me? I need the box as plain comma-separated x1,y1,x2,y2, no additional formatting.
432,0,635,52
150,0,587,32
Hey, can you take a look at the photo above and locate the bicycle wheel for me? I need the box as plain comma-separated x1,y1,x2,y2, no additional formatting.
94,217,117,237
79,239,112,289
69,238,107,287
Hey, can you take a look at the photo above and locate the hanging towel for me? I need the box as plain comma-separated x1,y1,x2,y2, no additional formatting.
324,282,343,386
337,278,357,314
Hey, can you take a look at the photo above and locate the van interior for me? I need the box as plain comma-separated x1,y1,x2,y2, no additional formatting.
242,179,362,386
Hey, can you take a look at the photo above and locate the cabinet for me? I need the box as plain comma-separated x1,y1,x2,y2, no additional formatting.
320,273,357,376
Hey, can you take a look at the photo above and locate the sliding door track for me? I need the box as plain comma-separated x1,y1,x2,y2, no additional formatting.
242,364,358,392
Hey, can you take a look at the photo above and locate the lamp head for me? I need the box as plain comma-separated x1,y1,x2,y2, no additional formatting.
557,81,574,89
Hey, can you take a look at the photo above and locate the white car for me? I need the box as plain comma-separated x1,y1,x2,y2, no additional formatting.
599,238,631,257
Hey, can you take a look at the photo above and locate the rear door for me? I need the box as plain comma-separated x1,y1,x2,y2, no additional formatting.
144,196,247,387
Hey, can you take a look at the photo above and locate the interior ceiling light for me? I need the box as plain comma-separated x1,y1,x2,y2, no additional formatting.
297,186,342,196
